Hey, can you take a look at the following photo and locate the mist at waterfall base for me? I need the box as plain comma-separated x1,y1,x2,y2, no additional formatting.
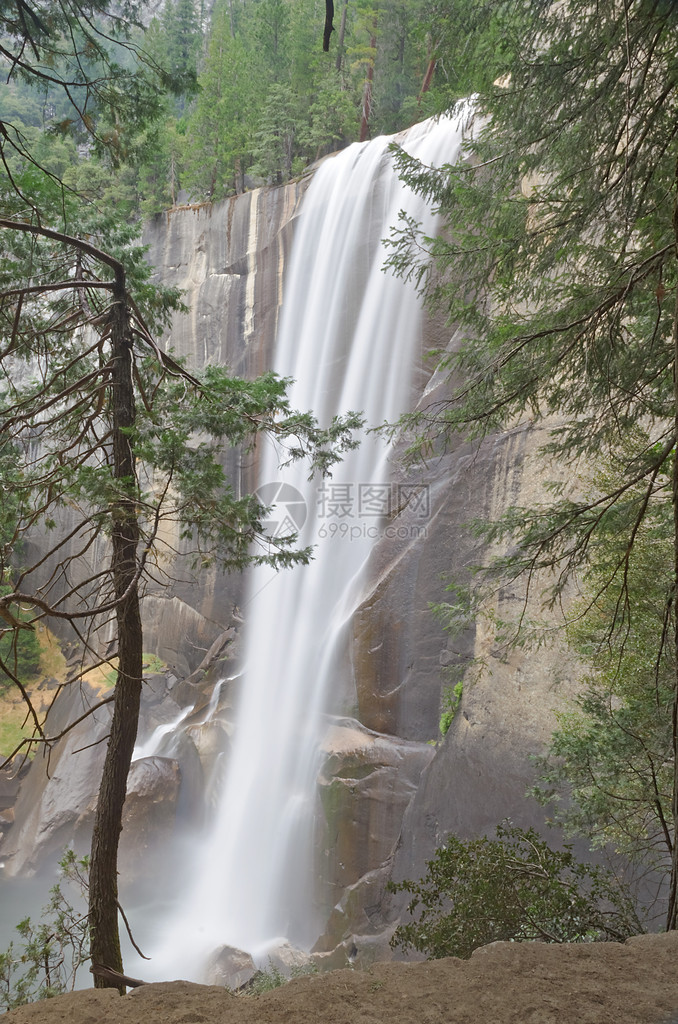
135,114,465,983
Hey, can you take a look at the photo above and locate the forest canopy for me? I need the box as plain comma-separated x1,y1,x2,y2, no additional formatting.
0,0,517,216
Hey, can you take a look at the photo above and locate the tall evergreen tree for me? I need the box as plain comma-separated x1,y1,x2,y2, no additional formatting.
160,0,202,112
181,0,263,198
0,216,360,983
387,0,678,924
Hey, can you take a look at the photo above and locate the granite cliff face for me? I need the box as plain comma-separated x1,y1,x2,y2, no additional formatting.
140,181,312,675
1,159,580,966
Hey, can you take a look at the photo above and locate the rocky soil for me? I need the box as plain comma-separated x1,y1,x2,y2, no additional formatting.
4,933,678,1024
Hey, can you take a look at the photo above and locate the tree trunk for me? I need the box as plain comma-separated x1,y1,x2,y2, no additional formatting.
0,220,147,984
170,151,177,207
359,26,377,143
323,0,334,52
335,0,348,72
669,158,678,931
418,53,437,104
89,272,144,988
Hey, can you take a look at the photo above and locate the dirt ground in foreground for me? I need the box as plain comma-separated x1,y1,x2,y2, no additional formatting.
4,932,678,1024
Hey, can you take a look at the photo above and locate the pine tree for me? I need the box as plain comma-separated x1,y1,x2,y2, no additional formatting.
0,212,361,990
160,0,201,112
387,0,678,925
181,0,263,198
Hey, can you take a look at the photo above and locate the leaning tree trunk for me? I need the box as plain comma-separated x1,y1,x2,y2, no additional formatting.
418,48,437,105
89,271,144,989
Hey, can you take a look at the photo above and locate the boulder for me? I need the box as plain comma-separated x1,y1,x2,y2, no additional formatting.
256,939,312,977
204,945,256,990
119,756,181,881
314,717,433,947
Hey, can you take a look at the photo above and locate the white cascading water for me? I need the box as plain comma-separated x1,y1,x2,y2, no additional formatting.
145,113,465,981
132,706,192,761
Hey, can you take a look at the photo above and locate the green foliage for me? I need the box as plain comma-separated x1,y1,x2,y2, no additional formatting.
531,476,674,875
299,67,358,157
245,962,288,994
243,960,317,995
180,1,262,198
159,0,202,110
250,84,304,185
385,0,678,902
387,0,678,457
0,602,41,693
388,823,643,960
0,850,90,1010
0,1,191,222
136,116,185,218
438,680,463,736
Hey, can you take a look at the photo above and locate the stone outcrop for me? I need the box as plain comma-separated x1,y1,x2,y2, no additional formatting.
1,683,111,875
136,180,311,668
1,676,188,882
204,945,256,990
143,182,309,377
376,422,582,934
121,757,181,880
315,718,434,952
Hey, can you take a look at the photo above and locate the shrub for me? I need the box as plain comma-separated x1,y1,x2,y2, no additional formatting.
243,960,317,995
0,851,90,1009
439,681,463,737
388,822,643,959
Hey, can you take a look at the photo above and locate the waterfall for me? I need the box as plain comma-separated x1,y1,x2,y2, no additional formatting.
132,706,192,762
145,114,465,981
